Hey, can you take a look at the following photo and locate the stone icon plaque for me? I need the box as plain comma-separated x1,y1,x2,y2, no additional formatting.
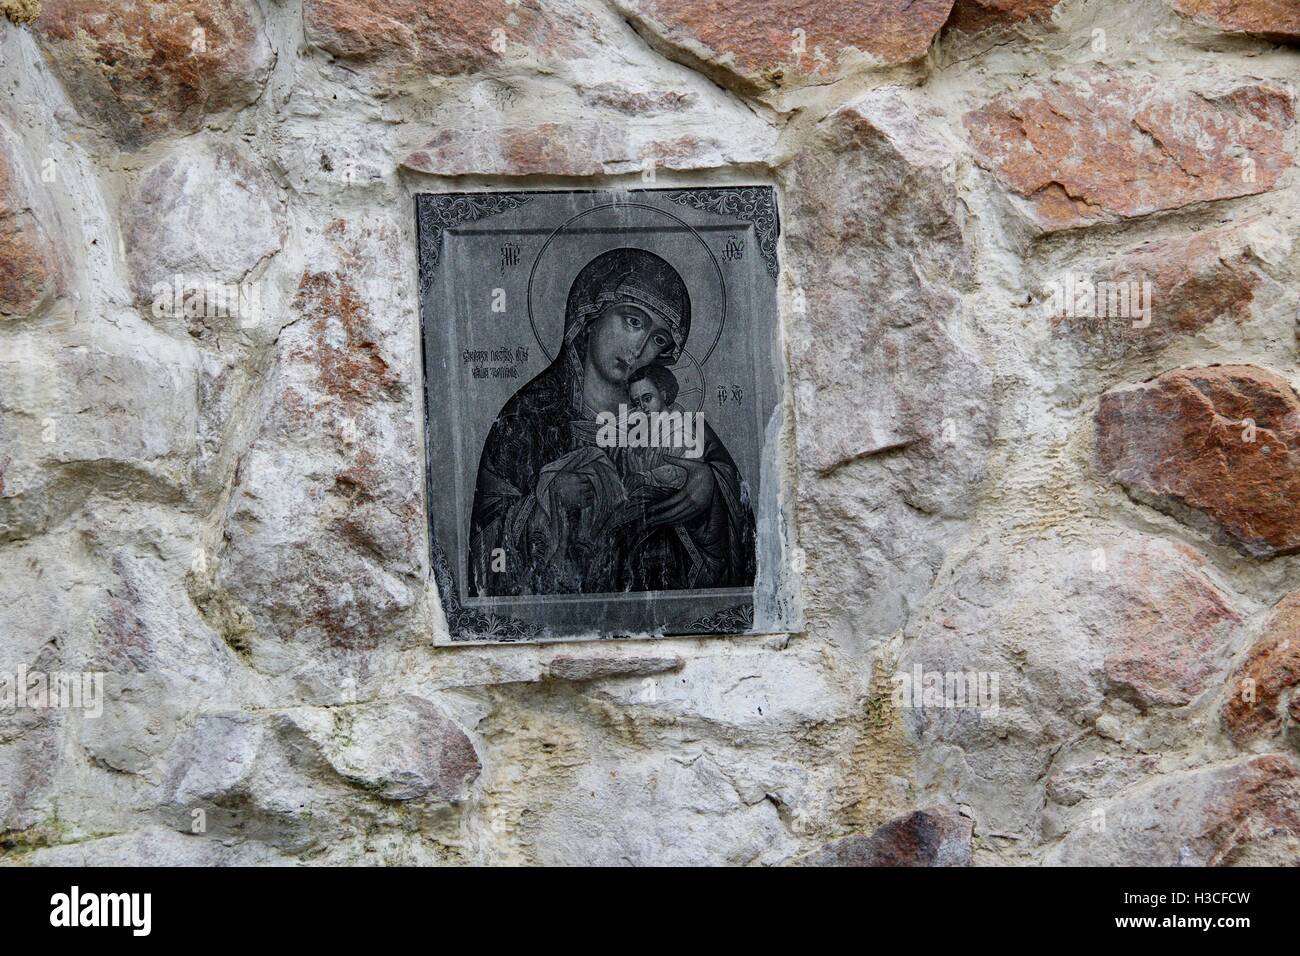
417,187,799,643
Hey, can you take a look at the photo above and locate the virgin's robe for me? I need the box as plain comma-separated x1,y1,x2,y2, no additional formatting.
467,364,755,597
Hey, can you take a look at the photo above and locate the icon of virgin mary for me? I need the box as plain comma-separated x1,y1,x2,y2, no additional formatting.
467,247,756,597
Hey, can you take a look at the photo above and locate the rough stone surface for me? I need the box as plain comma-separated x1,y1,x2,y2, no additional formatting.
546,654,683,683
208,300,416,667
0,337,200,542
1173,0,1300,42
1047,755,1300,865
33,0,273,148
1096,365,1300,559
402,122,774,177
1,1,40,25
0,711,61,836
614,0,956,93
0,128,62,318
947,0,1061,33
122,141,284,329
1047,225,1265,360
279,696,480,802
1116,227,1263,338
782,88,994,650
1045,752,1162,807
965,72,1294,232
303,0,585,76
3,0,1300,868
785,89,990,483
900,532,1243,840
1223,592,1300,745
18,827,291,866
798,806,972,865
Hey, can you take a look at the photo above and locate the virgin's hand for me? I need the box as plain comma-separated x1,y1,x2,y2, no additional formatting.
647,457,714,527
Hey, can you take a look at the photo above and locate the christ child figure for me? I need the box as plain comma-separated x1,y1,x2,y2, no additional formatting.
622,365,689,504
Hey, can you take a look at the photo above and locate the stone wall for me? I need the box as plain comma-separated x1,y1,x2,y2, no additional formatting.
0,0,1296,866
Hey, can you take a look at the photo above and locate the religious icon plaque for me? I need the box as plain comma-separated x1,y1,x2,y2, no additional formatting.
417,187,800,644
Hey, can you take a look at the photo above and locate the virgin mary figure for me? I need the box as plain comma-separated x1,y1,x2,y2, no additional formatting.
467,247,756,597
